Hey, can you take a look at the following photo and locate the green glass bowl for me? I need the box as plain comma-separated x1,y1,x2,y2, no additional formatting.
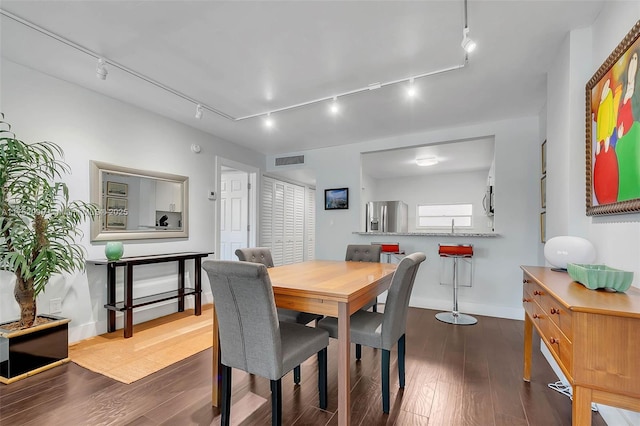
566,263,634,292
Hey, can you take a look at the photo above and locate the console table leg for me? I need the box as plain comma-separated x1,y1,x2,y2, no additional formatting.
124,264,134,338
178,259,185,312
573,386,592,426
107,263,116,333
195,257,202,316
523,313,533,382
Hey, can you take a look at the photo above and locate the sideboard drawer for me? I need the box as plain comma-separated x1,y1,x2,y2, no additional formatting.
545,320,573,374
540,294,573,340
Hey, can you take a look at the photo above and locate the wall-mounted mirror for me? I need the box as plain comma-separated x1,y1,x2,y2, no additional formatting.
90,161,189,241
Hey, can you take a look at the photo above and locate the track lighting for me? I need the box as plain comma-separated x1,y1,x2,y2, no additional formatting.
264,113,274,128
329,97,340,115
461,27,476,53
195,104,203,119
96,58,108,80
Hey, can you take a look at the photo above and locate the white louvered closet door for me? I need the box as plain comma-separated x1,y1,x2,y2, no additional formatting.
306,188,315,260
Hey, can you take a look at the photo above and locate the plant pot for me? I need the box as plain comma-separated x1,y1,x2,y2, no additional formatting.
0,315,70,384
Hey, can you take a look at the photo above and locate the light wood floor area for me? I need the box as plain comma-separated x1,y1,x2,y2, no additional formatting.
0,308,607,425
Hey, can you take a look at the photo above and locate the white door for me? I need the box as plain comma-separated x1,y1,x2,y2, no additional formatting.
220,169,248,260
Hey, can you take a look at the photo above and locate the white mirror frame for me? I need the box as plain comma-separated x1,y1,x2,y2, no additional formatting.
90,160,189,241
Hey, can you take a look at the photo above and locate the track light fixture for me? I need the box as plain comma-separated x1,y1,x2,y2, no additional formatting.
96,58,108,80
329,97,340,114
461,27,476,53
195,104,203,119
264,112,274,128
407,78,417,98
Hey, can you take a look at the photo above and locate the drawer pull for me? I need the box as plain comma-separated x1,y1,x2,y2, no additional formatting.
533,313,541,319
550,308,559,315
523,298,532,303
523,279,530,284
533,290,543,296
549,337,559,344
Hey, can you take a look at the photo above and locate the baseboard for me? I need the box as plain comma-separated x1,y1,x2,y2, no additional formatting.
408,295,525,320
541,343,639,425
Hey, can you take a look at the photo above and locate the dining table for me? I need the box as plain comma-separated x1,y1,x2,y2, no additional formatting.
210,259,398,426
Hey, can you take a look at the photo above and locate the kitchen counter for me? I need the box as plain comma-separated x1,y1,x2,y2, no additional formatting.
353,231,499,237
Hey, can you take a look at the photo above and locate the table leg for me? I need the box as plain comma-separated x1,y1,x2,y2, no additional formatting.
124,264,134,338
573,386,592,426
523,313,532,382
178,259,185,312
338,302,351,426
212,303,222,407
194,257,202,316
107,263,116,333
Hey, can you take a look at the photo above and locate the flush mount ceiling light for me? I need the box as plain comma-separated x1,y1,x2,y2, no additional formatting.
1,0,474,124
96,58,108,80
416,157,439,167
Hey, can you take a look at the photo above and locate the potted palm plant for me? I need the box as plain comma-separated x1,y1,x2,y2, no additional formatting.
0,114,97,383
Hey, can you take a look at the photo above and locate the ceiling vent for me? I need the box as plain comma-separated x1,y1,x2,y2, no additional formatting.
275,155,304,166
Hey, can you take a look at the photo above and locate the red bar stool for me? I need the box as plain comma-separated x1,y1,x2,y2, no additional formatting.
435,243,477,325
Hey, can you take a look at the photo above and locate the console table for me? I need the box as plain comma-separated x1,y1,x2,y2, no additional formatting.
89,252,213,338
521,266,640,426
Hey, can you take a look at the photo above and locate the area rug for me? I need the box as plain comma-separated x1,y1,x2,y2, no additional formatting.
69,304,214,384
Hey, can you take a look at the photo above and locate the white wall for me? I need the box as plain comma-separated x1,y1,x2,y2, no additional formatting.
546,4,639,424
0,59,266,342
371,169,493,233
268,116,540,319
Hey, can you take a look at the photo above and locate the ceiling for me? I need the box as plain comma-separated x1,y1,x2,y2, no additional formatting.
0,1,605,161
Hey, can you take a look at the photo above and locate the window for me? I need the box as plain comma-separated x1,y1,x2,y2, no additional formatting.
417,203,473,228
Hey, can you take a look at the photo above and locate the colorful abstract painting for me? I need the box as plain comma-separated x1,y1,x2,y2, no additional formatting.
587,21,640,215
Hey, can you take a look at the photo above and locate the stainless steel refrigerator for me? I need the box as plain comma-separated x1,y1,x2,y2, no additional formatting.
365,201,408,232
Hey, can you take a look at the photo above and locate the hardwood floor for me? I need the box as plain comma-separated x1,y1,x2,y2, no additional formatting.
0,308,607,425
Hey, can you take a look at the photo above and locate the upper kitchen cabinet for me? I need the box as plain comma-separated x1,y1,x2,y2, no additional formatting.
156,180,183,212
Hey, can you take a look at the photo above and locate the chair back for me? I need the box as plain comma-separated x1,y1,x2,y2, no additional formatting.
202,260,283,379
235,247,275,268
381,252,426,348
345,244,381,262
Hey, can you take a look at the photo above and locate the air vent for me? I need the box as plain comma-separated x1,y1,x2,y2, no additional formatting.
275,155,304,166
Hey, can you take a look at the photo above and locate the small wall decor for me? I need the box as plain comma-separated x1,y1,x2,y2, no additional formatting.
586,20,640,215
541,175,547,209
540,211,546,243
106,181,128,197
324,187,348,210
541,139,547,175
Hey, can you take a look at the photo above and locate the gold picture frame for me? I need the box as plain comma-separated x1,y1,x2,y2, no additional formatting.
541,175,546,209
540,211,546,243
541,139,547,175
586,20,640,215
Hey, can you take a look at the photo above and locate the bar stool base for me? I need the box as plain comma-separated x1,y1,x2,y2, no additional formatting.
435,312,477,325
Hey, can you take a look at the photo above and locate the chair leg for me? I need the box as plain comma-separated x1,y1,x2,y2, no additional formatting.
221,365,232,426
398,334,406,388
294,365,301,384
356,343,362,360
372,303,377,312
318,347,328,409
381,349,390,413
270,379,282,426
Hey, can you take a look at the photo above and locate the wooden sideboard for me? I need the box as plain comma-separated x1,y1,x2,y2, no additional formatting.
521,266,640,426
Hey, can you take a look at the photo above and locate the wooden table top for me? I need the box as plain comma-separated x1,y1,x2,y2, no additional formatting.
268,260,397,303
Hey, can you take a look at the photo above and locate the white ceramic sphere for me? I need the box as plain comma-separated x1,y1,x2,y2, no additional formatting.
544,236,596,269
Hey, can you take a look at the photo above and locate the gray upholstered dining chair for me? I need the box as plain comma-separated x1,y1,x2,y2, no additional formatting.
202,260,329,426
345,243,382,359
318,252,426,413
234,247,323,383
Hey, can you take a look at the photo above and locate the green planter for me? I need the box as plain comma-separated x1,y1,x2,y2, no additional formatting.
0,315,70,384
